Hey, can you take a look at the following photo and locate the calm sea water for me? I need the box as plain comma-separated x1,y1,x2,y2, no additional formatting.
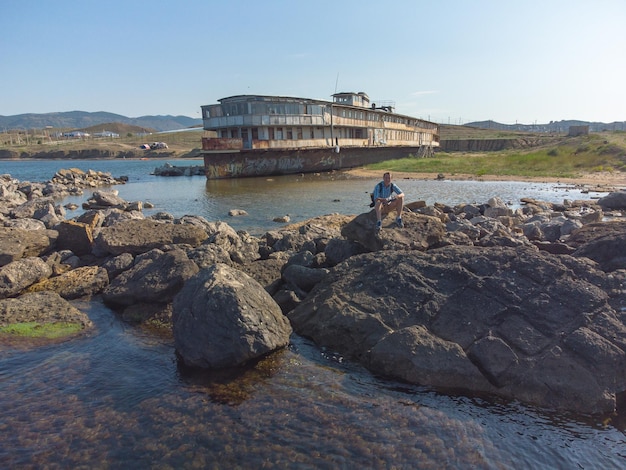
1,158,624,468
0,158,609,235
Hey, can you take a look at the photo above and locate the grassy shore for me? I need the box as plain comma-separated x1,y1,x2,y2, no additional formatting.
359,130,626,188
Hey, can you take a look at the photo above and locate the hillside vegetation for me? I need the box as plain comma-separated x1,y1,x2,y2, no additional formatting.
1,123,204,159
439,124,540,140
80,122,157,135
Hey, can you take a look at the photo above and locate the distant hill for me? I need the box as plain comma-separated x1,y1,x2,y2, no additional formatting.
0,111,202,132
80,122,157,135
466,119,626,133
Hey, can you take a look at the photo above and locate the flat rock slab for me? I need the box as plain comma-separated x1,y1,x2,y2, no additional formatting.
0,291,92,330
288,245,626,414
93,219,208,256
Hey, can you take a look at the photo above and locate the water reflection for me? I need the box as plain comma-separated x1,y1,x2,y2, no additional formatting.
1,299,625,468
176,350,288,406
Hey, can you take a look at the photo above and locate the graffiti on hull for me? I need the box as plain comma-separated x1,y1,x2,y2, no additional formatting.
277,156,305,172
318,155,338,168
204,145,423,179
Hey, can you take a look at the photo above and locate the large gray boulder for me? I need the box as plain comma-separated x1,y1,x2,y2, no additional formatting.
598,191,626,210
187,244,232,268
55,220,95,256
568,220,626,272
341,211,446,252
0,257,53,299
101,252,134,279
83,190,128,210
288,245,626,414
102,248,199,308
93,219,208,256
261,215,351,258
0,176,28,209
0,227,52,266
3,218,47,231
282,264,329,293
172,263,292,369
204,221,260,264
238,258,286,294
10,197,58,220
324,238,366,266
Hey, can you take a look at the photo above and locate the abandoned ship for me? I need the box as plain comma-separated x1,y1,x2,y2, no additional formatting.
200,91,439,179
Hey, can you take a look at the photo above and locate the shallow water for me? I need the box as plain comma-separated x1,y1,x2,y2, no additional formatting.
1,300,625,468
1,159,625,468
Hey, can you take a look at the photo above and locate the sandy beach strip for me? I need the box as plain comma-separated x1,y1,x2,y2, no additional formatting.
345,168,626,193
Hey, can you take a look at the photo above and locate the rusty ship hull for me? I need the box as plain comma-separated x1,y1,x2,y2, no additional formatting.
202,146,423,179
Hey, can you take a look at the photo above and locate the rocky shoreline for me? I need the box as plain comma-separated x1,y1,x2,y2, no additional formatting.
1,168,626,416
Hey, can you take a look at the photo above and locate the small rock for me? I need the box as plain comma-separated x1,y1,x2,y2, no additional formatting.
228,209,249,217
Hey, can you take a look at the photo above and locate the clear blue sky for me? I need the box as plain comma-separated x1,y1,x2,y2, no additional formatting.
1,0,625,124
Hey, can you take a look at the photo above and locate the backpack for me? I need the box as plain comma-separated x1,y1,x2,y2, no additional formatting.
369,182,384,207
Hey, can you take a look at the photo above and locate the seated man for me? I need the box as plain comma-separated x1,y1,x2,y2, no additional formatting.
373,172,404,230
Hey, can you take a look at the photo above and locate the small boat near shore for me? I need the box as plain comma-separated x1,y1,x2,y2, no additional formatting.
200,92,440,179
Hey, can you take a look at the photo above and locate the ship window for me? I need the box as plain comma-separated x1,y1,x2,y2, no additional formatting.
252,128,259,140
287,128,293,139
252,103,268,115
208,105,223,118
297,127,303,139
276,127,283,140
269,128,275,140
